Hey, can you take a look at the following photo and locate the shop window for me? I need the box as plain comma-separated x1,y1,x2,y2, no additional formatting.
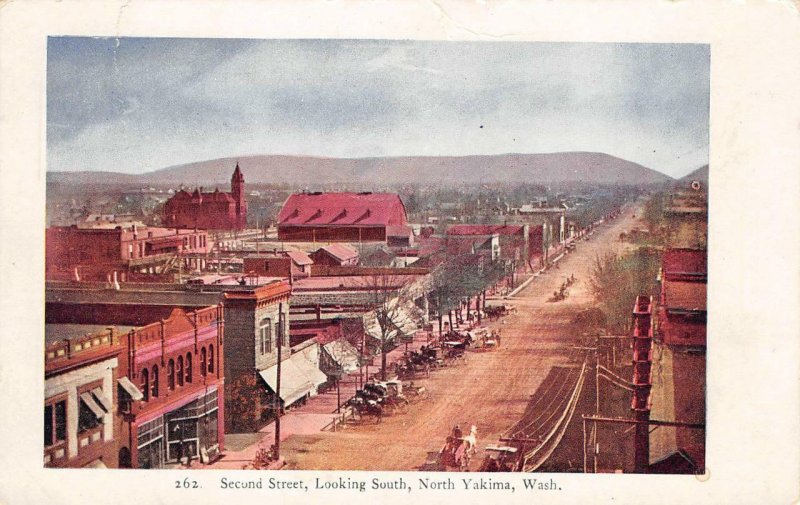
44,400,67,447
177,356,184,387
200,347,207,376
208,345,214,374
151,365,159,398
168,359,175,391
185,352,193,384
141,368,150,401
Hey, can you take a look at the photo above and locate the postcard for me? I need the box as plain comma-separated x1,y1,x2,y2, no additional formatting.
0,1,798,504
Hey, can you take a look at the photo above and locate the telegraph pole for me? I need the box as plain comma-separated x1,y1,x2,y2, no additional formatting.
275,303,283,458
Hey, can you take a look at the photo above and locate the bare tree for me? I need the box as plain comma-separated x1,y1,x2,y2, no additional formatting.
359,273,420,381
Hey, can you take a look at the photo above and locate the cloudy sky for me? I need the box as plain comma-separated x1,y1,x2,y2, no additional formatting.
47,38,709,178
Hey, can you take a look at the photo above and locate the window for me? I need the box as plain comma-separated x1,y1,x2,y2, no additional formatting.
259,318,272,355
200,347,207,376
141,368,150,401
185,352,192,384
176,356,184,387
128,244,134,259
44,400,66,447
168,359,175,391
78,396,102,432
208,345,214,374
151,365,159,398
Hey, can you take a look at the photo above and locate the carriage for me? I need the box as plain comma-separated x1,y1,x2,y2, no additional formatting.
396,351,432,379
345,396,383,423
478,444,519,472
367,379,410,415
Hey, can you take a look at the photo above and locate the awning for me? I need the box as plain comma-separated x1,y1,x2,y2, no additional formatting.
323,340,361,373
294,345,328,388
84,459,108,469
118,377,144,401
91,387,112,411
80,392,106,419
259,350,328,406
259,361,315,406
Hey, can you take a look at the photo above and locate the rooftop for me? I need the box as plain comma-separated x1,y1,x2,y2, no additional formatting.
447,224,524,236
278,192,407,227
663,280,707,312
316,243,359,262
45,323,135,346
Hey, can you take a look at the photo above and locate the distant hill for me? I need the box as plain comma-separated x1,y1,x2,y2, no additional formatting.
47,152,673,187
679,164,709,184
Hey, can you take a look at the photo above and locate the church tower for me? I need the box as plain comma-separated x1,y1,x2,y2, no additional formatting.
231,163,247,229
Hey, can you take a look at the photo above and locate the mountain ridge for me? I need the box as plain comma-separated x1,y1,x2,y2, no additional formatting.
48,152,675,187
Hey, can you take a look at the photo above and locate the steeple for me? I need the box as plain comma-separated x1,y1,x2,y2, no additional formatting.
231,162,244,198
230,162,247,229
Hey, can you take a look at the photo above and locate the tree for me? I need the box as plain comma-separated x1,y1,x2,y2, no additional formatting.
588,249,660,334
360,273,418,381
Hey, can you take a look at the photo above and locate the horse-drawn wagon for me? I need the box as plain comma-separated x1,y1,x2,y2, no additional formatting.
478,444,519,472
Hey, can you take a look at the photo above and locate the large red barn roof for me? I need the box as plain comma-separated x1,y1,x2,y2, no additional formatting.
278,192,407,227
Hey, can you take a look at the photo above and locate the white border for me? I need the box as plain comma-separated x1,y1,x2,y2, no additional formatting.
1,1,798,504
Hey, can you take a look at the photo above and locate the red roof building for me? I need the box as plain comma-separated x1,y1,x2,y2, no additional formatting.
163,164,248,230
277,192,408,242
311,244,360,267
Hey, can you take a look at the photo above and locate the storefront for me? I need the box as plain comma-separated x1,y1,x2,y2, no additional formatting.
136,387,220,468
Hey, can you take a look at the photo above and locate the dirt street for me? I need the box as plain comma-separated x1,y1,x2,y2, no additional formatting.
282,205,642,471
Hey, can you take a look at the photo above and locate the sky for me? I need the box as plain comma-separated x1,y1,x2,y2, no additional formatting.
47,38,709,179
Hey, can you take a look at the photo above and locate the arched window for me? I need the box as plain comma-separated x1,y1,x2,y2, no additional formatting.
168,359,175,391
140,368,150,401
208,345,215,374
151,365,159,398
176,356,184,387
185,352,192,384
200,347,207,376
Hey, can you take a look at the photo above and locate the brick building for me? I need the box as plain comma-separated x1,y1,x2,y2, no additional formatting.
655,248,706,471
223,281,326,432
45,304,225,469
44,326,124,468
46,225,210,282
277,192,408,242
118,305,225,468
163,164,248,230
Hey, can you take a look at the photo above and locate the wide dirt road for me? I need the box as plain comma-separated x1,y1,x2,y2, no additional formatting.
282,205,641,470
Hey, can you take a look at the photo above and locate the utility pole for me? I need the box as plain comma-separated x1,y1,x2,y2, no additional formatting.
274,302,283,458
